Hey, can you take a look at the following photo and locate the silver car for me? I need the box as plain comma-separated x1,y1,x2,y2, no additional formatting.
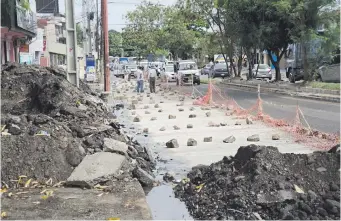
252,64,272,80
201,64,212,75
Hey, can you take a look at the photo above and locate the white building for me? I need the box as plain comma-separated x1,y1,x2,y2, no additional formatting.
29,14,86,78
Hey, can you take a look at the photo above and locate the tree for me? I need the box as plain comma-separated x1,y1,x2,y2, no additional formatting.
108,30,122,57
122,1,205,60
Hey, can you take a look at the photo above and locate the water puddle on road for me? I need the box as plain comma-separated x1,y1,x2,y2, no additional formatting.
115,108,193,220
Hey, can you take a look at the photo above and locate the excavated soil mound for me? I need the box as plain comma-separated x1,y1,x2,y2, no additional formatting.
174,145,340,220
1,63,154,188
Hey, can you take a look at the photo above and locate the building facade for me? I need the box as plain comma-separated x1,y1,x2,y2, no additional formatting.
29,14,85,78
1,0,37,64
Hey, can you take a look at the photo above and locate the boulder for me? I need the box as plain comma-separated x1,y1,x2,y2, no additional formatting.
145,111,151,114
204,137,213,142
187,138,198,146
133,167,155,187
159,127,166,131
178,108,184,112
235,121,242,125
173,125,180,130
169,115,176,119
223,136,236,143
154,104,160,108
158,109,163,113
143,128,149,133
187,124,193,129
163,172,175,182
206,112,211,117
189,114,197,118
220,123,227,126
66,152,126,188
133,117,141,122
246,117,253,125
103,138,128,155
131,111,136,115
65,143,86,167
189,107,195,111
272,134,280,140
8,124,21,135
150,117,157,121
166,139,179,148
247,134,260,142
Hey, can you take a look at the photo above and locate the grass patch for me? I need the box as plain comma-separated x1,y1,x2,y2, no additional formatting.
308,82,340,90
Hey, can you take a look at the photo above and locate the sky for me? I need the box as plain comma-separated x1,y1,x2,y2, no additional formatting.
58,0,177,32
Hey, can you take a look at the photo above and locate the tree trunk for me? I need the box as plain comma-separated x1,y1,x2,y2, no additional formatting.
302,41,310,81
268,50,281,81
237,52,242,77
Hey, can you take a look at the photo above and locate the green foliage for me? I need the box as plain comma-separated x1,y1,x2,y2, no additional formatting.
122,1,206,59
109,30,123,57
20,0,30,11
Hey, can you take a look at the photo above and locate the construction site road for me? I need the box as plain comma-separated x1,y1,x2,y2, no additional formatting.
187,84,340,134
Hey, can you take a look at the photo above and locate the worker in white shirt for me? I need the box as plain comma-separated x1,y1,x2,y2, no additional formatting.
136,66,144,93
147,66,157,93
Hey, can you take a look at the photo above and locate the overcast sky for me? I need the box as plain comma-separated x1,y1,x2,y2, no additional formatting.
58,0,177,31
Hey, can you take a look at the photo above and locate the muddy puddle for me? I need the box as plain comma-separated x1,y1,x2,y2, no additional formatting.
114,108,193,220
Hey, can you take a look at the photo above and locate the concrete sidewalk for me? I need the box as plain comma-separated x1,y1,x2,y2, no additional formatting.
1,181,152,220
220,80,340,103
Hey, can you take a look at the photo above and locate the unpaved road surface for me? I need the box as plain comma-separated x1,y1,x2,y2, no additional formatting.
111,79,319,219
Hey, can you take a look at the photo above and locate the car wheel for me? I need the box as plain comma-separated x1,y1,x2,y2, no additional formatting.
196,80,201,85
289,73,295,83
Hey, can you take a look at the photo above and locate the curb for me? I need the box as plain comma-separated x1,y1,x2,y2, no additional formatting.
221,82,340,103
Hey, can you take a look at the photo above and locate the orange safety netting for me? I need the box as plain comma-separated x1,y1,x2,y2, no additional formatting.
188,81,339,150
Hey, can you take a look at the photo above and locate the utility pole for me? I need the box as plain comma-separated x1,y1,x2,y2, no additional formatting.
102,0,110,91
65,0,79,87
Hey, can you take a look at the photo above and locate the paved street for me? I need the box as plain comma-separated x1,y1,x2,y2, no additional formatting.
194,84,340,134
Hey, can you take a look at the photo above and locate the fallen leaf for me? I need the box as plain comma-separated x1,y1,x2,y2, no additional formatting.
107,218,120,220
294,184,305,194
1,212,7,218
8,192,13,197
0,188,7,193
253,212,263,220
41,195,49,200
24,178,32,188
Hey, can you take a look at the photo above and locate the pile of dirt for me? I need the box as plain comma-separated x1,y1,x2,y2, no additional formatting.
174,145,340,220
1,63,155,188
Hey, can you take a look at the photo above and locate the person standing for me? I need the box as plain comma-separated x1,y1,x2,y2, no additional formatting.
148,66,157,93
136,66,144,93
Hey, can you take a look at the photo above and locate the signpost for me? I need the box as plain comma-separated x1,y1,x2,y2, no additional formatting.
86,55,96,82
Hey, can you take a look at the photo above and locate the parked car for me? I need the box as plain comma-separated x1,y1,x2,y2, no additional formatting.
318,63,340,83
252,64,272,80
165,65,176,82
177,60,200,85
201,64,212,75
125,64,138,78
211,63,229,78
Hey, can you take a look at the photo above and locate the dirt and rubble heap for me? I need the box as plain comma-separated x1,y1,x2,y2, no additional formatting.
174,145,340,220
1,63,155,188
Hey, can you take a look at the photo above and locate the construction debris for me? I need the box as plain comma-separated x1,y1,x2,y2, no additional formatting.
174,145,340,220
1,63,155,189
